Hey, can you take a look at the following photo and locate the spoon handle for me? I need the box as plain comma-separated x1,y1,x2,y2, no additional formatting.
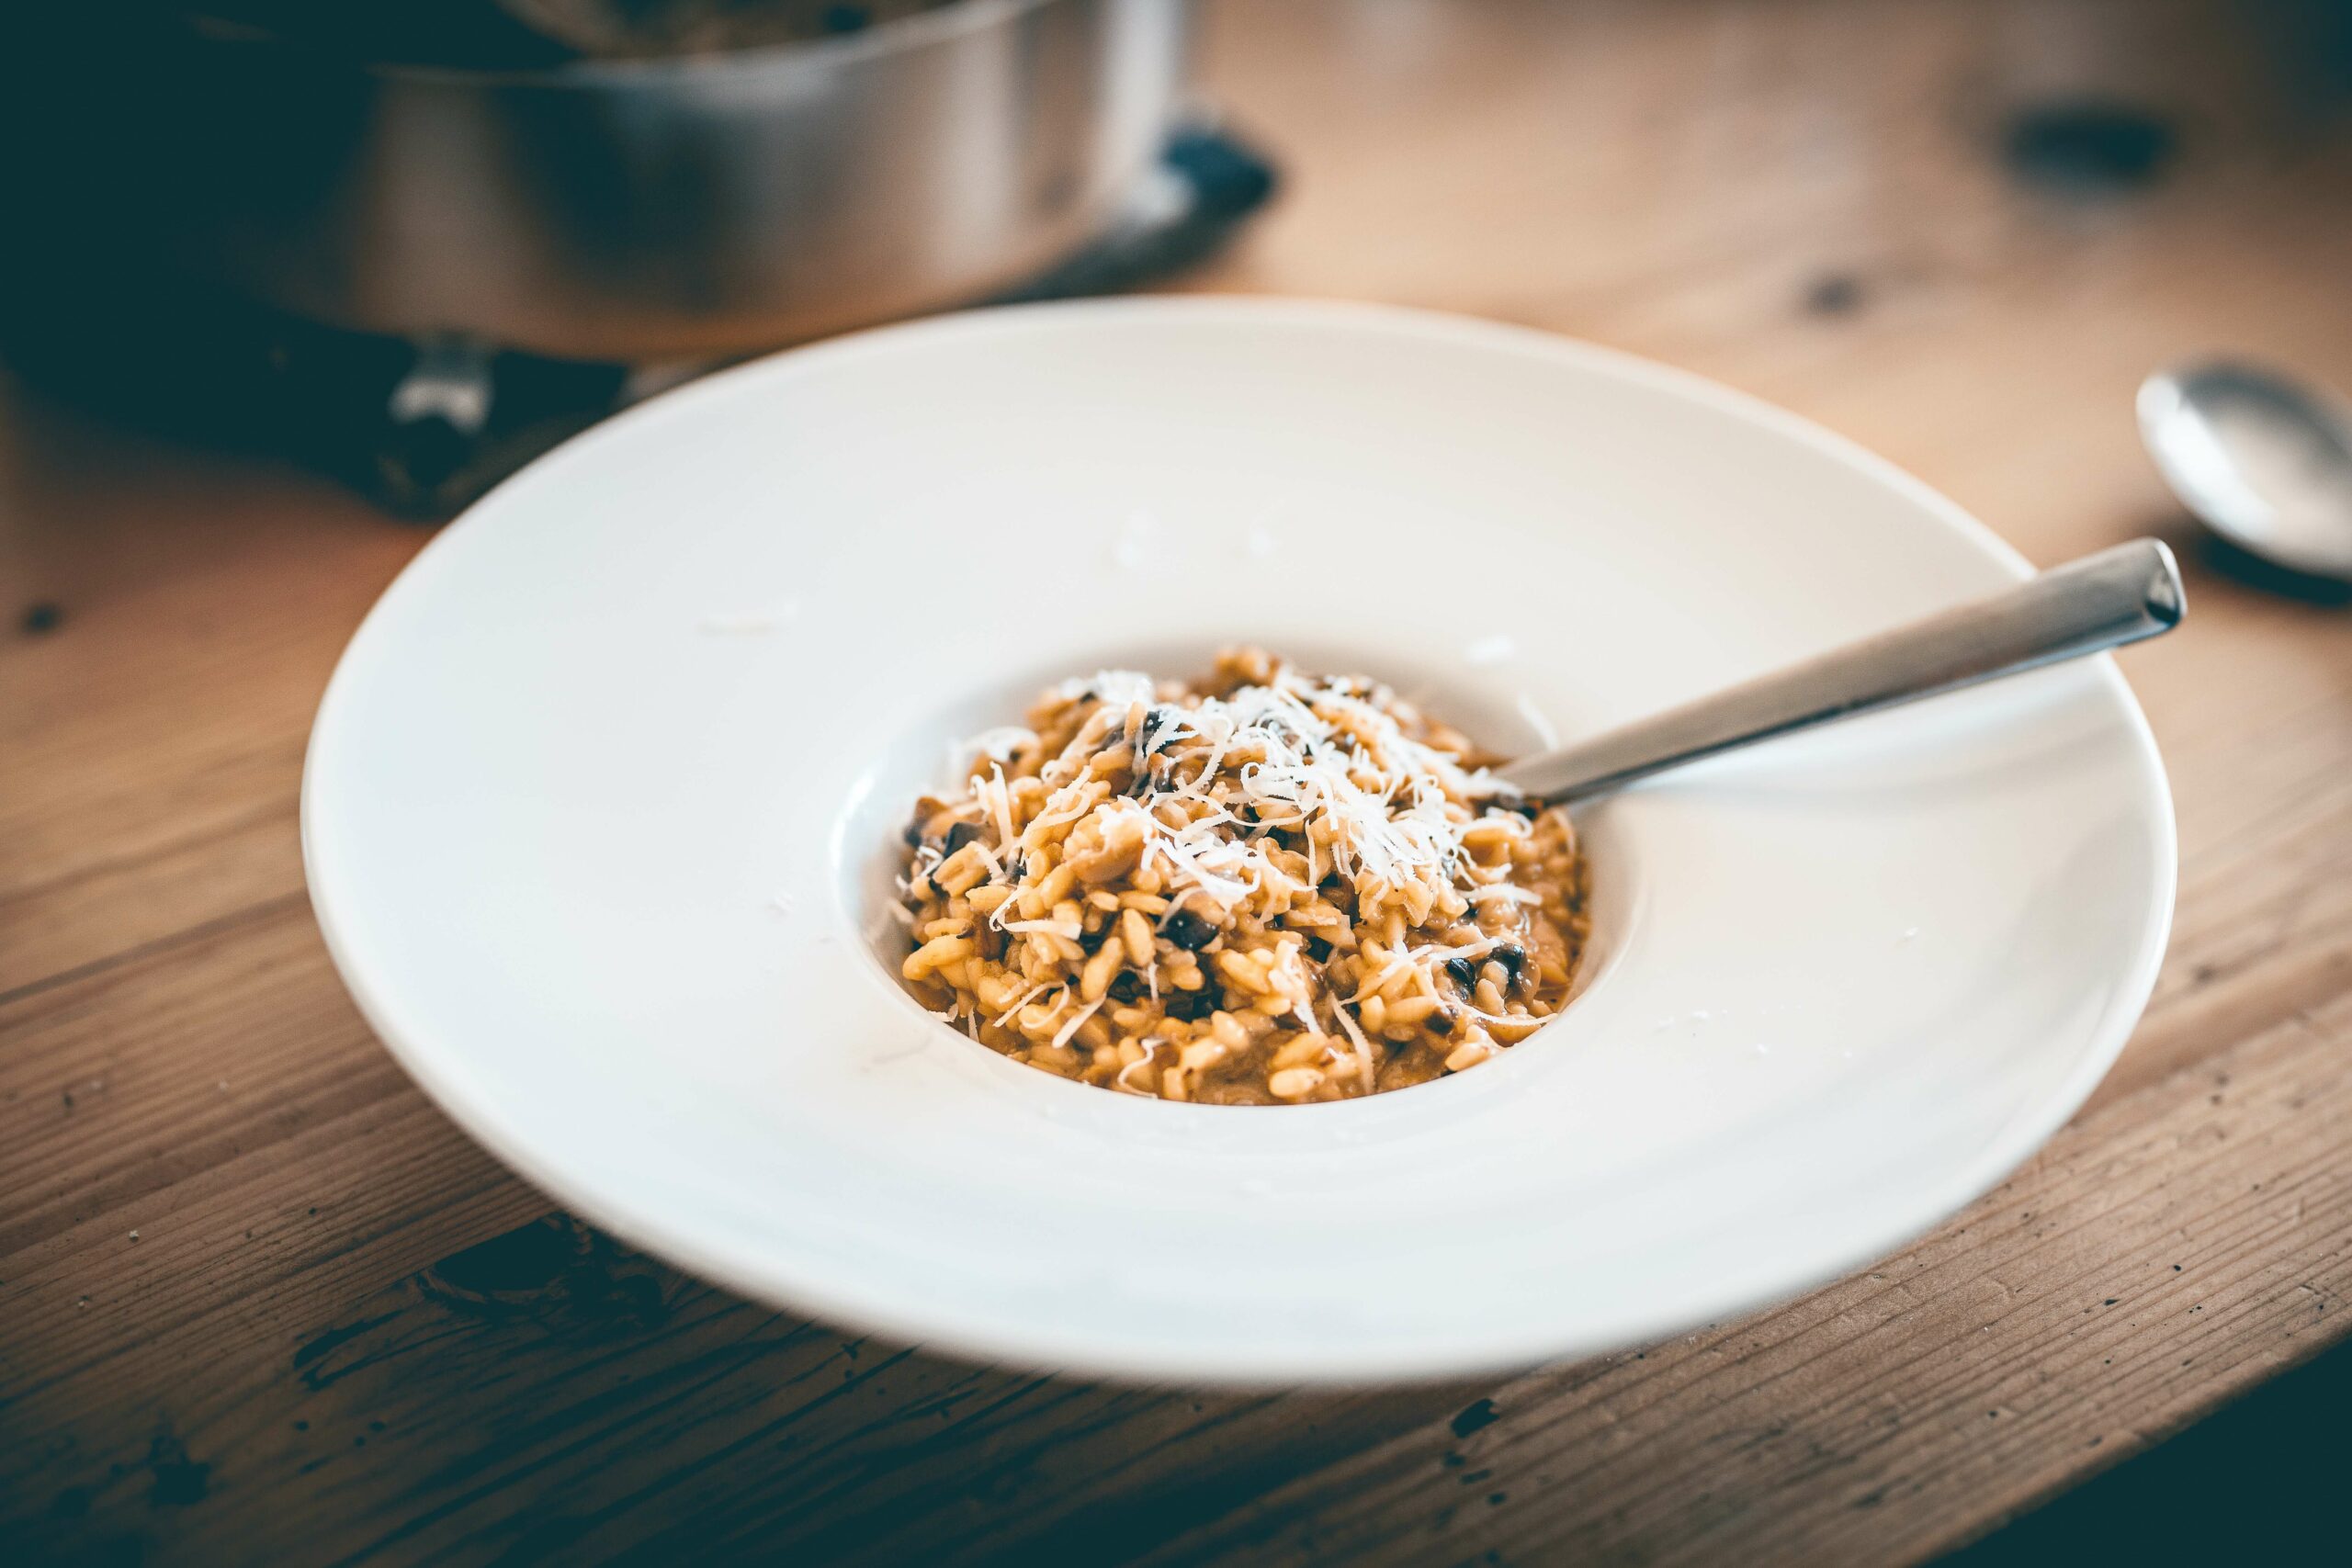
1495,538,2185,805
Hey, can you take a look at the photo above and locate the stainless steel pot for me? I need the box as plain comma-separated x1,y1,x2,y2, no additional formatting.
33,0,1193,362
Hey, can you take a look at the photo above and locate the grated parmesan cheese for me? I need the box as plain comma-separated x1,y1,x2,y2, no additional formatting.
1050,994,1106,1051
894,649,1589,1102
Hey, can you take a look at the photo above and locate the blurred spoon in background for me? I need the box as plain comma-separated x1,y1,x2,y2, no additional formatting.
2139,360,2352,584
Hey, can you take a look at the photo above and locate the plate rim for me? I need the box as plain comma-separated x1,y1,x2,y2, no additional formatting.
301,294,2178,1383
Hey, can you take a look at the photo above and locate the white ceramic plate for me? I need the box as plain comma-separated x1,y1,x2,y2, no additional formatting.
304,298,2174,1384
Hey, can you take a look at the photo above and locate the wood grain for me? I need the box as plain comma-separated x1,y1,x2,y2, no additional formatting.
6,979,2341,1564
5,0,2351,1561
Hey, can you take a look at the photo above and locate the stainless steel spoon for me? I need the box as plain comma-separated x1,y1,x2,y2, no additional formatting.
1496,538,2183,805
2139,361,2352,582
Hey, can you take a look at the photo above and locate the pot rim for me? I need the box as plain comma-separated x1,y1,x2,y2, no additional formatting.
182,0,1094,91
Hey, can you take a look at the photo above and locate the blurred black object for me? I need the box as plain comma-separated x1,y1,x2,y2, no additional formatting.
0,123,1275,517
2003,103,2181,195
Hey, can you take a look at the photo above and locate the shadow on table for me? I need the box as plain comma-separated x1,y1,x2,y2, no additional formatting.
1939,1335,2352,1564
11,1213,1494,1564
23,1204,2343,1563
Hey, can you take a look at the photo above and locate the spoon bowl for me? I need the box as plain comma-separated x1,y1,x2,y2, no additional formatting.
2139,361,2352,582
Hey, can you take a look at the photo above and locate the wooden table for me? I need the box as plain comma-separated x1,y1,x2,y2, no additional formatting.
6,1,2351,1561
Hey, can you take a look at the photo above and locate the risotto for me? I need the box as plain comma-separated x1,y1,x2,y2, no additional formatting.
896,649,1589,1103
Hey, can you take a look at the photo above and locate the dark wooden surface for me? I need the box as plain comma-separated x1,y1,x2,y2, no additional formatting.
7,1,2352,1562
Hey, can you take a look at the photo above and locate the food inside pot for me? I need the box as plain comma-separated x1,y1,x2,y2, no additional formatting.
181,1,960,67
